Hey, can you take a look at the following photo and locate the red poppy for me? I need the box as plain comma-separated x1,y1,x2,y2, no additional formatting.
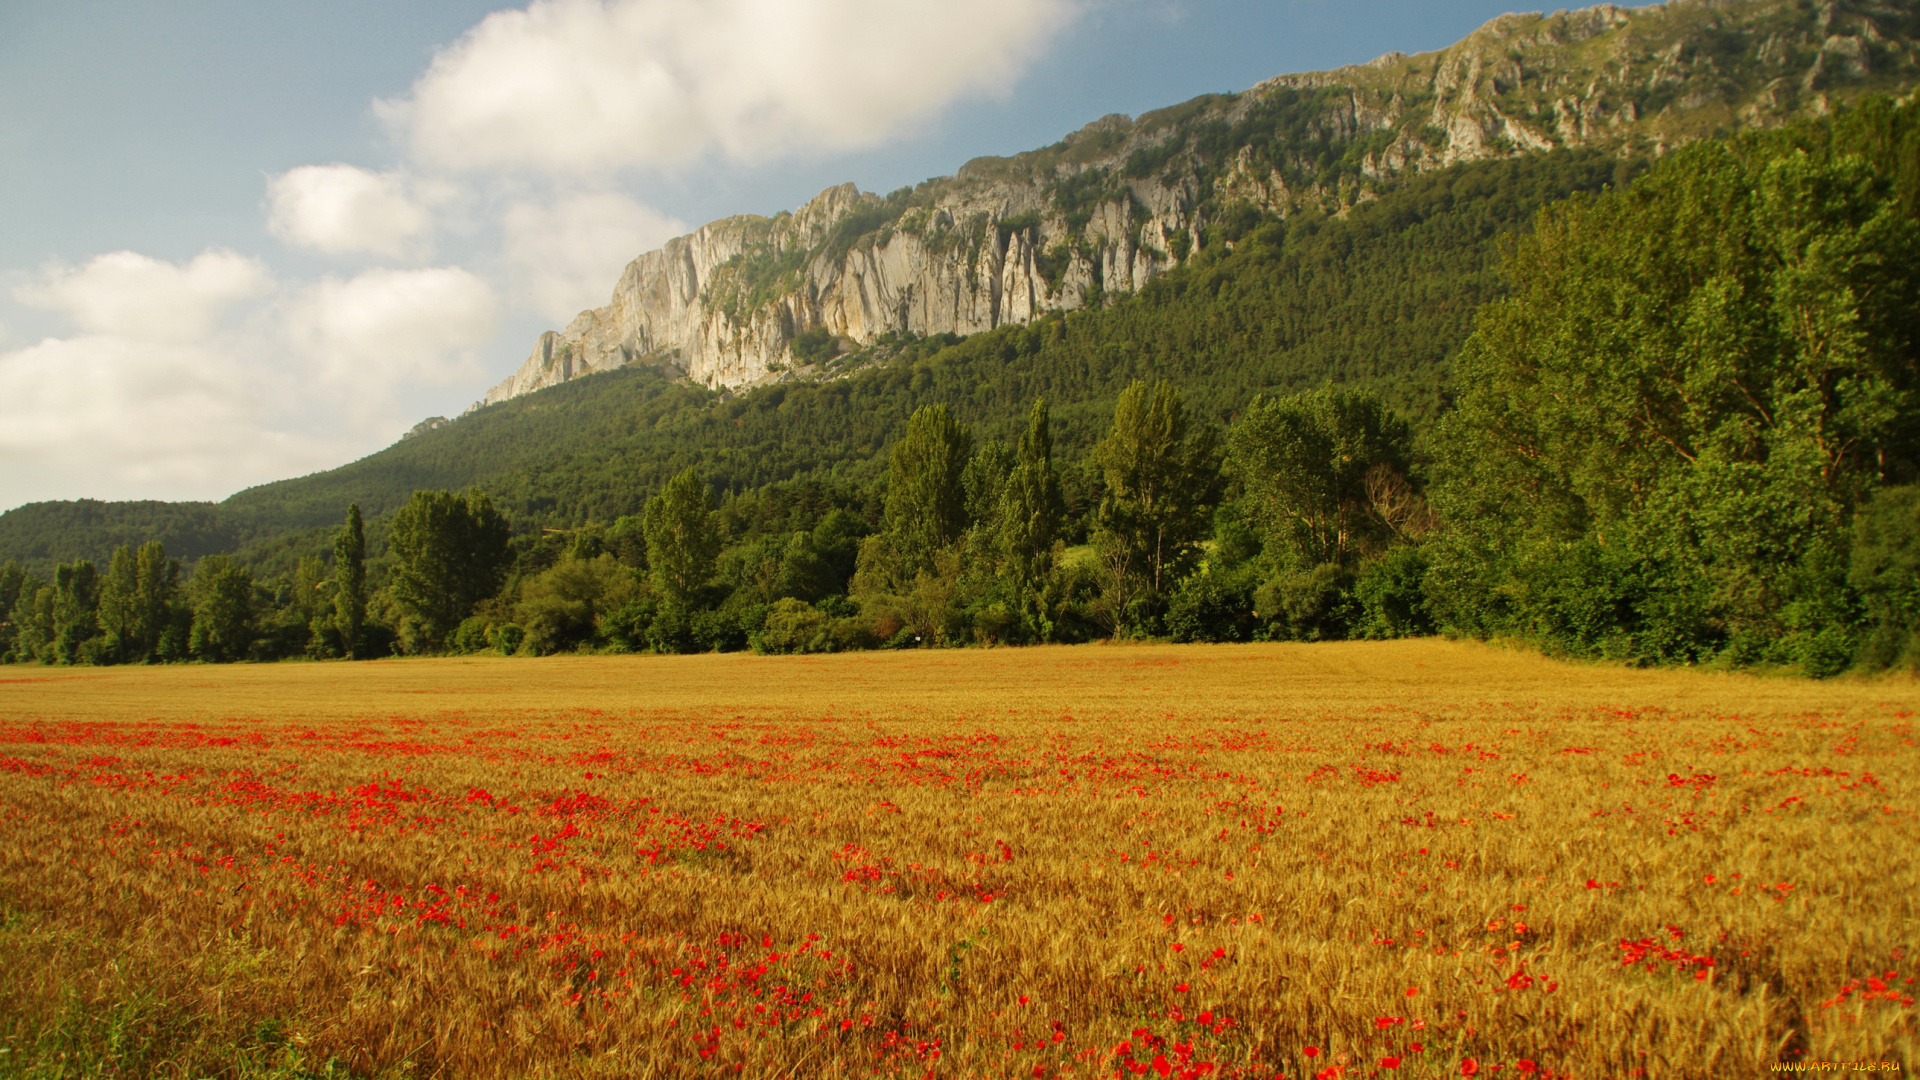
1382,1057,1402,1069
1517,1062,1538,1074
1304,1047,1320,1058
1461,1060,1480,1077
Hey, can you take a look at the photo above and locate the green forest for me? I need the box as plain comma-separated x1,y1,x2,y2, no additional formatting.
3,102,1918,675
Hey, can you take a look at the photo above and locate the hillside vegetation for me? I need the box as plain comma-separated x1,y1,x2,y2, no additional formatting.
7,102,1920,675
0,149,1635,576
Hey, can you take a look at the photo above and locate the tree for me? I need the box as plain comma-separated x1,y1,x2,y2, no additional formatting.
96,545,139,664
136,542,186,662
1430,126,1920,671
1230,386,1414,567
643,468,720,608
390,490,513,652
49,561,103,665
882,404,974,577
332,504,367,658
0,561,28,662
1091,382,1223,632
997,400,1065,638
187,556,254,662
9,581,53,664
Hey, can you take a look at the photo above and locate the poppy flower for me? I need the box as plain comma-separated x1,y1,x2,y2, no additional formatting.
1382,1057,1402,1069
1304,1047,1320,1058
1461,1060,1480,1077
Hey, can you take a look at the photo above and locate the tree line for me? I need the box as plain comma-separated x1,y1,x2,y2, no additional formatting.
3,102,1918,673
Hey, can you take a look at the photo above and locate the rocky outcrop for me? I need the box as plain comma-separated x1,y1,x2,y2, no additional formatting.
477,0,1920,409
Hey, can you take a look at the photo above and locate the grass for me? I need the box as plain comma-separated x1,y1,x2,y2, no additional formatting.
0,639,1913,1078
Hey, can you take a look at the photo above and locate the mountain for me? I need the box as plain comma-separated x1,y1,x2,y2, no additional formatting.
479,0,1920,405
5,0,1919,578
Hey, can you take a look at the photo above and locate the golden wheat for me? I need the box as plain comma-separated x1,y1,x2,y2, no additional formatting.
0,640,1913,1079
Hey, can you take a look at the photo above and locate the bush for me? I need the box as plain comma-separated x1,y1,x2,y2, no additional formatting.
489,622,526,656
1352,545,1433,639
1254,563,1354,641
451,616,494,655
790,327,840,365
1167,566,1256,643
757,598,827,653
599,601,654,652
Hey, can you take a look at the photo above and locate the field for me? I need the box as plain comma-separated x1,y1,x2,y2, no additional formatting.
0,640,1913,1079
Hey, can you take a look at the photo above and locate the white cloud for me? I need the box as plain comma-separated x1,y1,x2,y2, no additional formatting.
0,335,350,506
292,267,498,392
502,192,686,321
266,165,435,257
14,249,270,343
0,252,508,508
383,0,1078,175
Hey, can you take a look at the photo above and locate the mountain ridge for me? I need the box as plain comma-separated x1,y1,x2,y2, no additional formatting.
477,0,1920,406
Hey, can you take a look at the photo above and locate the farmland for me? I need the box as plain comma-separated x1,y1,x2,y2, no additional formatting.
0,640,1914,1078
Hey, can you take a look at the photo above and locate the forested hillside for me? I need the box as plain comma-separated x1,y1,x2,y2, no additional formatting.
6,102,1920,674
0,149,1634,577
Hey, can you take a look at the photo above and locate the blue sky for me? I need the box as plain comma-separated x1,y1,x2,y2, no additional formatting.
0,0,1532,510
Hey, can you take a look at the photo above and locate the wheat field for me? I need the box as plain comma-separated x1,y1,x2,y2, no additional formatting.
0,640,1913,1079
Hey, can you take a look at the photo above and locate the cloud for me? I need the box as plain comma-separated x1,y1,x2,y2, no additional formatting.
15,249,270,343
266,165,436,258
292,267,498,392
384,0,1078,175
0,252,508,508
502,192,686,321
0,334,350,506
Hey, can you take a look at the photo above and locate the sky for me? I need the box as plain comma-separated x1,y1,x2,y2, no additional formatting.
0,0,1535,512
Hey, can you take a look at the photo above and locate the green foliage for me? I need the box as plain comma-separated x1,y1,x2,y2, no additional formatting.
0,561,24,660
1091,381,1223,635
188,556,253,663
332,505,367,659
1351,545,1435,640
643,469,720,608
994,400,1066,640
513,554,643,654
1230,386,1413,568
790,327,840,365
1429,110,1920,673
44,561,104,665
388,490,513,652
95,545,140,663
0,500,234,579
881,404,974,579
1849,484,1920,670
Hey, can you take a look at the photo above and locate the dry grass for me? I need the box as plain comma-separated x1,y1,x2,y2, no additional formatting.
0,639,1913,1079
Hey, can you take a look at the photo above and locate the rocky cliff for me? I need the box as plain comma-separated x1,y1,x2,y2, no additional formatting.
478,0,1920,408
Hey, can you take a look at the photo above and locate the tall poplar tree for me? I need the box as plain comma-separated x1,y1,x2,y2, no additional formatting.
97,545,139,663
1092,381,1223,632
134,542,180,662
883,404,973,577
643,468,719,607
998,399,1064,636
333,504,367,659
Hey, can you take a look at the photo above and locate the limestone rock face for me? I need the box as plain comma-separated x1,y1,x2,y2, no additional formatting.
477,0,1920,409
